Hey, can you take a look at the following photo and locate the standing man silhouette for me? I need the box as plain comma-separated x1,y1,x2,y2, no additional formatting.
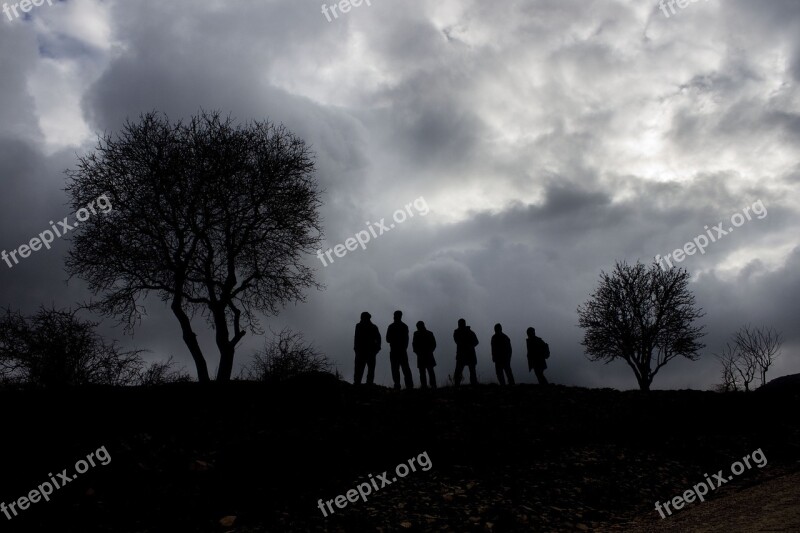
491,323,515,385
386,310,414,390
412,320,437,389
353,312,381,385
526,327,550,385
453,318,479,386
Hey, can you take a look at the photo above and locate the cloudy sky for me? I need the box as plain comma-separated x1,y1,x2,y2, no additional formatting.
1,0,799,390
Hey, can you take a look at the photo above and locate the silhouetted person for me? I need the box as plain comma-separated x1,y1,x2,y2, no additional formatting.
412,321,437,389
526,327,549,385
491,323,515,385
453,318,479,386
354,311,381,385
386,310,414,390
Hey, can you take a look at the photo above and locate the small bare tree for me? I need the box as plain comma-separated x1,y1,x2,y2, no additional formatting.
240,328,332,383
735,325,783,388
716,325,783,391
716,347,739,392
715,343,754,391
578,261,706,391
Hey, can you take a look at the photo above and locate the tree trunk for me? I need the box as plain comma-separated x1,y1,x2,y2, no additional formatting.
628,359,652,391
211,304,235,382
217,344,235,382
171,298,210,383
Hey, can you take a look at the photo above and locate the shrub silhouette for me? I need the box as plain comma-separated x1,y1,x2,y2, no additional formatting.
0,306,193,388
135,356,193,386
0,306,145,388
240,328,333,383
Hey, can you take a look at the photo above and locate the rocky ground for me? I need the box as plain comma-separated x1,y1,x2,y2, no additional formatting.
1,375,798,532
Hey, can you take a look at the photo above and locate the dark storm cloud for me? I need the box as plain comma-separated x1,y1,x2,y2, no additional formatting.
0,23,91,315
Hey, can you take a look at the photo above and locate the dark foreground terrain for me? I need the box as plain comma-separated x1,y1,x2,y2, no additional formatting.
1,376,798,532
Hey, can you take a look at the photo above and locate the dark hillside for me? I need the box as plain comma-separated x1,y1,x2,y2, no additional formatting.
1,379,798,532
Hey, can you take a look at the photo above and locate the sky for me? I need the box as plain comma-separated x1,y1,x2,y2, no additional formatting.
1,0,799,390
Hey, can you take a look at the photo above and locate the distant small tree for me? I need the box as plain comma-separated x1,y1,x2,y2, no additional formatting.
716,349,738,392
240,328,332,382
0,307,145,388
716,325,783,391
715,343,752,392
735,325,782,387
577,261,706,391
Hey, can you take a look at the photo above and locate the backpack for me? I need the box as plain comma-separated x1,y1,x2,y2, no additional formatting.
538,337,550,359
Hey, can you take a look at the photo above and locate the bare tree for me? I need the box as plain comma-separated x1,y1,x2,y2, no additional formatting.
715,326,783,392
716,346,739,392
65,111,323,382
715,343,753,391
577,261,706,391
0,307,145,388
240,328,332,383
734,325,782,388
716,354,739,392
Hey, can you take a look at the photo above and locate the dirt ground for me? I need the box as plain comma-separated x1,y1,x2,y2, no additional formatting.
607,470,800,532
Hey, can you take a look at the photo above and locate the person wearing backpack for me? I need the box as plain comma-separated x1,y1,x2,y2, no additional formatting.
526,327,549,385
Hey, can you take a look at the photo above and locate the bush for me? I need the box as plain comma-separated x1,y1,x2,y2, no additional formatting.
0,306,193,388
136,356,193,386
240,328,333,383
0,307,145,388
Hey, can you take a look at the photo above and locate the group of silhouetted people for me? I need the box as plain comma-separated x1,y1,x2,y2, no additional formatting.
353,311,550,389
